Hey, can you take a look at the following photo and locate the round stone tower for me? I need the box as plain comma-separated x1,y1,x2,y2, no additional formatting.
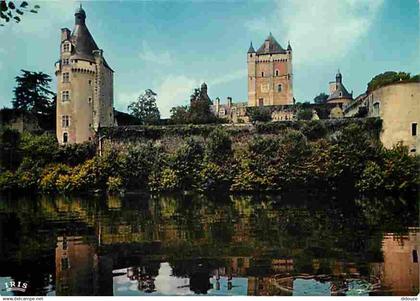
55,5,114,144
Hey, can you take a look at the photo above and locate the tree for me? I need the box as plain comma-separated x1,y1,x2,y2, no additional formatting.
127,89,161,125
0,1,40,26
189,88,216,124
367,71,412,92
170,106,190,124
12,70,55,115
169,85,217,124
313,92,329,104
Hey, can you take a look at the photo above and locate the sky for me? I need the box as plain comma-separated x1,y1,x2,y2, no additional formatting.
0,0,419,117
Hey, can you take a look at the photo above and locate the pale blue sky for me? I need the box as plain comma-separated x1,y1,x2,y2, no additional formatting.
0,0,418,117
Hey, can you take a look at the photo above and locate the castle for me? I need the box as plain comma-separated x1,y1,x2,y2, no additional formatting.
55,5,114,144
247,33,293,106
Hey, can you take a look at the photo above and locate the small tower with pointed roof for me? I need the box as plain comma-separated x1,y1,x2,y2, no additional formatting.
327,70,353,107
247,33,293,106
55,5,114,144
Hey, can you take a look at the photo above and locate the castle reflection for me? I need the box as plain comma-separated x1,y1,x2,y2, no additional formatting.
0,193,418,296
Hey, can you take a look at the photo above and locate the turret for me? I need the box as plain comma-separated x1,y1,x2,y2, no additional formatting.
75,4,86,25
247,41,255,54
336,69,342,84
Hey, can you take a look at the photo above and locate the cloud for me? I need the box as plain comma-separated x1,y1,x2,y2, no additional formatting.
116,75,198,118
155,75,198,118
245,0,384,66
209,68,246,86
138,41,172,66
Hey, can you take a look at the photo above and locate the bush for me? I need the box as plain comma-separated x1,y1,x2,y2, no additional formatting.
0,170,17,191
107,176,124,194
39,164,70,193
301,120,327,141
198,161,232,192
150,168,179,192
170,138,204,190
247,107,271,122
206,128,232,163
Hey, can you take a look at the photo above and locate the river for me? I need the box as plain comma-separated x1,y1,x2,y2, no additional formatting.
0,192,418,296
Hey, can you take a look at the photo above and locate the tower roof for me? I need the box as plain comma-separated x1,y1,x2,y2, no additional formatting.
248,41,255,53
69,6,112,70
256,33,286,55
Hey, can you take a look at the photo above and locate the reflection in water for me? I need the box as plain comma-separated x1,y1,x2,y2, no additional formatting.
0,193,418,296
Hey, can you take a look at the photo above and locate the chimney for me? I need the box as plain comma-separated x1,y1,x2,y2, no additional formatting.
227,97,232,107
61,28,71,42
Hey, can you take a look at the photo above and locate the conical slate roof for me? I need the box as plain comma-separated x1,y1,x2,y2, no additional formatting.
248,42,255,53
70,23,99,62
68,6,112,70
256,33,286,55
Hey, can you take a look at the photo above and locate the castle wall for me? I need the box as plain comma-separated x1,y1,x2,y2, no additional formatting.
368,82,419,154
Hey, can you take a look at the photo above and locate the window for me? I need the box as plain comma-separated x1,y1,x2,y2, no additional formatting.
373,102,380,116
261,72,264,77
412,123,417,136
413,250,418,263
62,58,69,65
275,70,279,76
88,97,92,104
62,72,69,83
62,115,70,128
63,132,68,144
88,80,92,85
277,84,282,92
63,43,70,52
258,98,264,106
62,91,70,102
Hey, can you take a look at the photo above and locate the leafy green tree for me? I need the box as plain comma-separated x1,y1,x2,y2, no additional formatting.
127,89,161,125
12,70,55,115
0,1,40,26
313,92,329,104
367,71,411,92
189,88,216,124
170,105,190,124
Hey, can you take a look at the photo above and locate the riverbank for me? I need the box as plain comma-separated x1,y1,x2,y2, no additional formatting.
0,119,418,197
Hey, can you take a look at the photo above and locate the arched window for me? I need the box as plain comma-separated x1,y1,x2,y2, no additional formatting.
63,132,68,144
277,84,282,92
275,70,279,76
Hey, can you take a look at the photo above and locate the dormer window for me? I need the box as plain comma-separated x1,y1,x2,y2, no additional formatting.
63,43,70,52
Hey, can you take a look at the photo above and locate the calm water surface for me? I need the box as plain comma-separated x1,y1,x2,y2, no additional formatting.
0,192,418,296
